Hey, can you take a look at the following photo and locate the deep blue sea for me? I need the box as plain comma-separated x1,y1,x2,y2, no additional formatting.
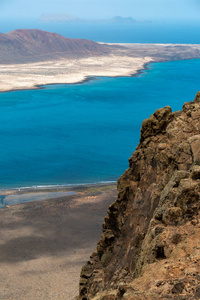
1,20,200,44
0,59,200,189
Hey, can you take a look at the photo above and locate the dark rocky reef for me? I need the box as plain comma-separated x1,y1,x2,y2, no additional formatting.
78,92,200,300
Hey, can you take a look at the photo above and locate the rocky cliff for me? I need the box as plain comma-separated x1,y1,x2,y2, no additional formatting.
78,92,200,300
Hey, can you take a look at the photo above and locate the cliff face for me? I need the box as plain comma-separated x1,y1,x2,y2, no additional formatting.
79,92,200,300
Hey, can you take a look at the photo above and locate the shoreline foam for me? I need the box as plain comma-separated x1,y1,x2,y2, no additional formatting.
0,180,117,193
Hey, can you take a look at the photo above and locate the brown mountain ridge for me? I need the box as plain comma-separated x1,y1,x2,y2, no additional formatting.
79,92,200,300
0,29,110,64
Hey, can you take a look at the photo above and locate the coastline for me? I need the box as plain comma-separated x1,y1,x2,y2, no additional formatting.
0,180,117,192
0,75,99,94
1,41,200,299
0,57,198,95
0,53,153,93
1,42,200,93
0,181,117,207
0,67,148,94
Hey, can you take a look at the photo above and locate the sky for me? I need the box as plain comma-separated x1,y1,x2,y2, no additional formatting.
1,0,200,22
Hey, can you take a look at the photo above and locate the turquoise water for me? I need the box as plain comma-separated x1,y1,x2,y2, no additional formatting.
0,59,200,189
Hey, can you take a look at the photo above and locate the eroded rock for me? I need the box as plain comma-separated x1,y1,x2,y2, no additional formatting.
78,93,200,300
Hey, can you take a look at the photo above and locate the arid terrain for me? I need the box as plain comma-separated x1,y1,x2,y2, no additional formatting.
0,184,117,300
0,54,152,92
79,93,200,300
1,30,200,300
0,29,200,92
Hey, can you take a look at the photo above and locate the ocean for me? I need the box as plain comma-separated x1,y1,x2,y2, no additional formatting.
1,20,200,44
0,58,200,189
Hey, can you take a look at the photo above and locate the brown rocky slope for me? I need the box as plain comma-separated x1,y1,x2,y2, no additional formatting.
78,92,200,300
0,29,110,63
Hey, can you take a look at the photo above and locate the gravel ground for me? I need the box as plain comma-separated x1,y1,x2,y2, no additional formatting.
0,185,117,300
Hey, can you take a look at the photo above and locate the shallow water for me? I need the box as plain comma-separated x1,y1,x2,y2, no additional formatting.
0,59,200,189
0,191,77,208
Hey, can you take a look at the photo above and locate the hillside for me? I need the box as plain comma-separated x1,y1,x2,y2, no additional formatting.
79,92,200,299
0,29,110,63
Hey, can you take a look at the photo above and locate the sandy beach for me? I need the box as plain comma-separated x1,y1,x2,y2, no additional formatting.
1,43,200,93
0,184,117,300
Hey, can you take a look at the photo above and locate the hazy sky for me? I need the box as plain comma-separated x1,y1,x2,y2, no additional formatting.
1,0,200,21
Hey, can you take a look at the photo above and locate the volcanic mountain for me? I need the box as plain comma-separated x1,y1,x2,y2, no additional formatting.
0,29,110,64
79,92,200,300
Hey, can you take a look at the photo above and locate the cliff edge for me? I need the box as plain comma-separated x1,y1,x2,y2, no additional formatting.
78,92,200,300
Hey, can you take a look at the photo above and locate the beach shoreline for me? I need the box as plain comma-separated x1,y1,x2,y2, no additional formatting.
0,181,117,194
0,181,117,207
0,183,117,300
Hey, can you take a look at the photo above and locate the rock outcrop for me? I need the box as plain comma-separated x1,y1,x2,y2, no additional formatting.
78,92,200,300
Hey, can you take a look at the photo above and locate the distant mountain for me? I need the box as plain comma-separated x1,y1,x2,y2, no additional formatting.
108,16,137,24
0,29,110,64
39,14,150,24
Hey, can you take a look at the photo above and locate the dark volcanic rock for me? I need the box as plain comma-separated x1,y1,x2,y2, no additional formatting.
78,92,200,300
0,29,110,64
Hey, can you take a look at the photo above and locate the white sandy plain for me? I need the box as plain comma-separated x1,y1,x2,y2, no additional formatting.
1,41,200,93
0,55,152,92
